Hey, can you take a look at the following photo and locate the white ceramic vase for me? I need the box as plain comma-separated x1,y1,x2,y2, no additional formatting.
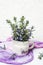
4,40,34,55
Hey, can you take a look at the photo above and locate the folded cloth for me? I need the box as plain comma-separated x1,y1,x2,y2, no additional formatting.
0,37,43,65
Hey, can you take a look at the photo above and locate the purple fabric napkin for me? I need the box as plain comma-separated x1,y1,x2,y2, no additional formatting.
0,37,43,65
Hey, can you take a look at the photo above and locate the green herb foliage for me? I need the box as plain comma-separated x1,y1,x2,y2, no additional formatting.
6,16,34,41
38,53,43,60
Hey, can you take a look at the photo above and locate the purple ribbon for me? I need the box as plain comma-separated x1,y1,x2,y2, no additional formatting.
0,37,43,65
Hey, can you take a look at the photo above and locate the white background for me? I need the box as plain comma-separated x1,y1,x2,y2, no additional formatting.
0,0,43,65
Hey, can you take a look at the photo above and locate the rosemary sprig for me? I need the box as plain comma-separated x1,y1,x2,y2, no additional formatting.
7,16,34,41
0,44,6,50
38,52,43,60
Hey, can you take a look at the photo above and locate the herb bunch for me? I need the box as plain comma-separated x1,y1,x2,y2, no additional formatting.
6,16,34,41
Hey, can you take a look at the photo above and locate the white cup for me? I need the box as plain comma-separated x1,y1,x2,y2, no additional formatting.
4,40,34,55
